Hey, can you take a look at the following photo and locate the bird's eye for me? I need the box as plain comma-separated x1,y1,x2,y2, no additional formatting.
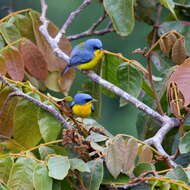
85,98,92,102
94,46,100,50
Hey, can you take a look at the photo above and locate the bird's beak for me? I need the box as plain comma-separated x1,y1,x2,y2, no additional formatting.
91,98,97,103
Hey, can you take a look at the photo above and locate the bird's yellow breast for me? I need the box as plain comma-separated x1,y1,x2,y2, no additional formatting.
77,50,104,70
72,102,93,118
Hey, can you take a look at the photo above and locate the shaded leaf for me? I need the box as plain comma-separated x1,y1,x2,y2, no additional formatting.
103,0,135,36
44,72,60,92
0,55,7,75
160,0,177,19
2,46,24,81
13,98,41,148
19,39,48,80
0,22,21,44
138,145,153,163
33,163,52,190
0,156,13,183
166,165,189,184
0,35,5,49
82,159,103,190
179,131,190,154
70,158,90,173
117,62,142,107
133,163,155,177
48,156,70,180
38,109,61,142
0,97,18,137
7,157,36,190
171,37,187,65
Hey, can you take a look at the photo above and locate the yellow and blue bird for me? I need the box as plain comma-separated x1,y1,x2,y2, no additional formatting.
62,38,104,74
70,93,96,118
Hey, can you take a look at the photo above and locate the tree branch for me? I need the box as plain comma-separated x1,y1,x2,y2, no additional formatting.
39,0,180,167
0,76,72,129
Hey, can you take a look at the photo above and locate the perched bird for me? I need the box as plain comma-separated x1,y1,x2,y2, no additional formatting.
62,38,104,74
70,93,96,118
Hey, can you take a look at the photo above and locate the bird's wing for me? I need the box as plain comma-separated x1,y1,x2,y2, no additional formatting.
69,47,94,67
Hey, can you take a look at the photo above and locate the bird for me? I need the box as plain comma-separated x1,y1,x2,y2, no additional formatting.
70,93,96,118
62,38,104,74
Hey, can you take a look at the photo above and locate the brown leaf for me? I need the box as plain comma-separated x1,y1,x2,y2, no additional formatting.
0,54,7,75
29,10,72,71
29,10,75,93
19,39,48,80
171,37,187,65
0,97,18,137
159,38,167,55
167,58,190,107
138,145,153,163
2,46,24,81
167,82,184,118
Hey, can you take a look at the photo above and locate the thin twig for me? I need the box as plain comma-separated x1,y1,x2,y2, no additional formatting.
55,0,92,43
0,76,72,129
147,3,164,115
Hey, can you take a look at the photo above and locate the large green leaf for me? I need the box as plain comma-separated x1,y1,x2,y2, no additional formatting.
0,21,21,44
160,0,177,19
133,163,155,177
81,159,103,190
117,62,143,107
7,157,36,190
0,156,13,183
33,163,52,190
48,156,70,180
38,109,61,142
101,54,121,97
13,98,41,148
103,0,135,36
179,131,190,153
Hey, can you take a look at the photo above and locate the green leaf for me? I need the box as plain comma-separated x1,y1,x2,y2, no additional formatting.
160,183,170,190
179,131,190,153
7,157,36,190
9,14,36,43
0,22,21,44
166,165,189,184
48,156,70,180
160,0,177,19
13,98,41,148
0,35,5,49
38,109,61,142
0,184,9,190
133,163,155,177
70,158,90,173
117,62,143,107
33,163,52,190
0,156,13,183
101,54,121,97
103,0,135,36
81,159,103,190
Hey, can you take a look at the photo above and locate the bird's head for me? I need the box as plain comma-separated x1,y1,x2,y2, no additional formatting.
85,39,103,51
70,93,96,106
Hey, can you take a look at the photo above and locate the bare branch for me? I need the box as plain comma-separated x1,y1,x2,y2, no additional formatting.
67,12,115,41
0,76,72,129
55,0,92,43
39,0,180,167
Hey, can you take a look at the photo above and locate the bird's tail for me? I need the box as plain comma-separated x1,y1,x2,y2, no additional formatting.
61,65,71,76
